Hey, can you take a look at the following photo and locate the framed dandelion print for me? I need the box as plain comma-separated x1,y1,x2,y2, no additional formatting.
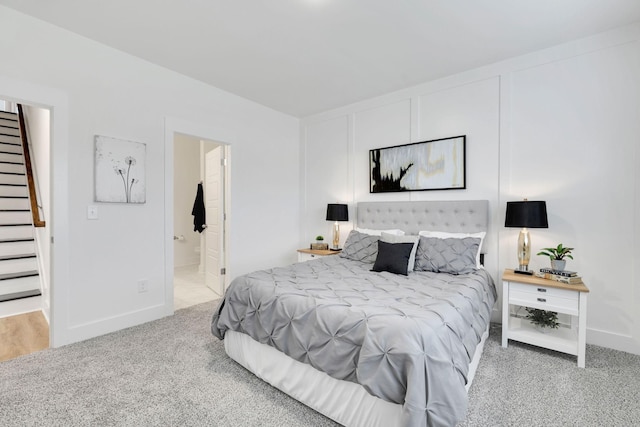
369,135,465,193
95,135,146,203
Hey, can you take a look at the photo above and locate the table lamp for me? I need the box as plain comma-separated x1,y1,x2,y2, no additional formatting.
326,203,349,251
505,200,548,274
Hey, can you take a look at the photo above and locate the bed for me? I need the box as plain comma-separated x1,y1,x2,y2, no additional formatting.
211,200,496,427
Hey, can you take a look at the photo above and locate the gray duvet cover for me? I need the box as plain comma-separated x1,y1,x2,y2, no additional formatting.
211,256,496,427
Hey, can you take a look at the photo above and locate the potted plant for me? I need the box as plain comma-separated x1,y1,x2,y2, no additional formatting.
311,235,328,250
525,308,559,331
537,243,574,271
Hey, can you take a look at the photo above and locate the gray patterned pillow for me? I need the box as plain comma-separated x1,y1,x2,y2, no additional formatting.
339,230,379,263
414,236,480,274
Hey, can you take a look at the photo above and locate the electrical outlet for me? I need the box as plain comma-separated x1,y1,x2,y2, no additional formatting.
137,279,149,293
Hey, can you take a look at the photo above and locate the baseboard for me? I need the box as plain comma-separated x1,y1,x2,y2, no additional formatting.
587,327,640,356
56,303,170,347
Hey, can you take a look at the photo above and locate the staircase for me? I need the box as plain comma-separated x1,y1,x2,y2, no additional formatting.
0,110,40,302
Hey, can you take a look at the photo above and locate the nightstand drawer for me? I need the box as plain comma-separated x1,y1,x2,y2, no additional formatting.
298,252,318,262
297,249,341,263
510,282,577,299
510,289,579,315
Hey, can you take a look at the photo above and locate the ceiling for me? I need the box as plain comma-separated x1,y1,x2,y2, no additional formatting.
2,0,640,117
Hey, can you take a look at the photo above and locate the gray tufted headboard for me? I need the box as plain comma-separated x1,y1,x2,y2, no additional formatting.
357,200,489,250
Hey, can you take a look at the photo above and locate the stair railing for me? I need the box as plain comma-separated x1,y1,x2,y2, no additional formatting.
16,104,45,228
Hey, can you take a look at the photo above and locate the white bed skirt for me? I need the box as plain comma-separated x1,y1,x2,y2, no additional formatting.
224,325,490,426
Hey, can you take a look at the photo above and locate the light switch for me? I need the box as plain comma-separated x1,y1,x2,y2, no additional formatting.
87,205,99,220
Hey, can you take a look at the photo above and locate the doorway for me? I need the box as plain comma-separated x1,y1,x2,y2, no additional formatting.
0,98,52,357
172,133,228,310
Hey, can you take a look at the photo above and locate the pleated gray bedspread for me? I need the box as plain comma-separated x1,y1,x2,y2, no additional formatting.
211,256,496,427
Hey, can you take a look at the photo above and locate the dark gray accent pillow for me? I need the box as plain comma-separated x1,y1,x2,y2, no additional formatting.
371,241,414,276
339,230,379,263
414,236,480,275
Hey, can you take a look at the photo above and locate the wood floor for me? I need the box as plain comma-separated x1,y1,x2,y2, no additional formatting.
0,311,49,362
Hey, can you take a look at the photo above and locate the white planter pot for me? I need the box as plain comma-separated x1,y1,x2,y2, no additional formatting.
551,259,566,271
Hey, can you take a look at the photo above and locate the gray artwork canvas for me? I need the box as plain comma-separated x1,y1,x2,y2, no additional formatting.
95,135,146,203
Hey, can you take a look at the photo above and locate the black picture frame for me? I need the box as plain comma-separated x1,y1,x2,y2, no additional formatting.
369,135,466,193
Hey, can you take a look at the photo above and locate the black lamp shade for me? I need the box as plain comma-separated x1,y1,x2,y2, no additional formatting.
505,201,548,228
326,204,349,222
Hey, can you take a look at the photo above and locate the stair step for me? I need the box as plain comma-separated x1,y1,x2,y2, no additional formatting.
0,118,18,129
0,207,31,212
0,253,36,261
0,196,31,211
0,158,24,173
0,289,41,303
0,174,27,186
0,225,33,241
0,274,40,302
0,111,17,120
0,240,35,257
0,163,25,174
0,185,28,197
0,126,20,137
0,257,37,275
0,270,38,281
0,159,24,165
0,138,20,146
0,142,22,156
0,134,21,145
0,211,32,224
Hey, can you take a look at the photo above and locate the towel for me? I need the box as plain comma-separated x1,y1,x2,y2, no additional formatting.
192,183,206,233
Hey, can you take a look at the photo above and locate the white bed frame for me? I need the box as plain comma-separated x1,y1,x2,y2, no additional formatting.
224,200,491,426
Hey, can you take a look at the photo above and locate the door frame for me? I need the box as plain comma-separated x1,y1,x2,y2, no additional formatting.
0,75,69,347
164,117,233,315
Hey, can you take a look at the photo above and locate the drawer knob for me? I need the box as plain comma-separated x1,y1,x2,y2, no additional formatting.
537,288,547,293
537,298,546,303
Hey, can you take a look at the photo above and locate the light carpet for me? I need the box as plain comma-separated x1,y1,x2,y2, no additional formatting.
1,301,638,426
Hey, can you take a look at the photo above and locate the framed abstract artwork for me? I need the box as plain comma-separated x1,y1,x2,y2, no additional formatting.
95,135,146,203
369,135,466,193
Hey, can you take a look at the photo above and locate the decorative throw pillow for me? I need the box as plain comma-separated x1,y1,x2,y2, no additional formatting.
339,230,380,263
418,230,486,268
381,232,419,271
371,241,415,276
414,236,481,275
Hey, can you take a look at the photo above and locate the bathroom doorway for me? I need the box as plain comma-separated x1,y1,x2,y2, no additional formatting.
172,134,228,310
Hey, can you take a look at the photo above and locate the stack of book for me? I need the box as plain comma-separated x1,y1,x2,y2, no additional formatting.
535,268,582,284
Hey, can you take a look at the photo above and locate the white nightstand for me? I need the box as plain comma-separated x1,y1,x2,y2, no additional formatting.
501,269,590,368
297,248,341,262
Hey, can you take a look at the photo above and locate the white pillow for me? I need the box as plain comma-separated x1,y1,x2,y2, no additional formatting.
418,230,486,268
355,227,405,236
381,232,419,271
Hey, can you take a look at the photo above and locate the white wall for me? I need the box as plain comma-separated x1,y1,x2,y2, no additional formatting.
0,6,300,346
21,105,51,322
301,23,640,355
173,134,201,268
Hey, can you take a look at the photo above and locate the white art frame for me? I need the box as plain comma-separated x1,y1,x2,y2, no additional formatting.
95,135,146,204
